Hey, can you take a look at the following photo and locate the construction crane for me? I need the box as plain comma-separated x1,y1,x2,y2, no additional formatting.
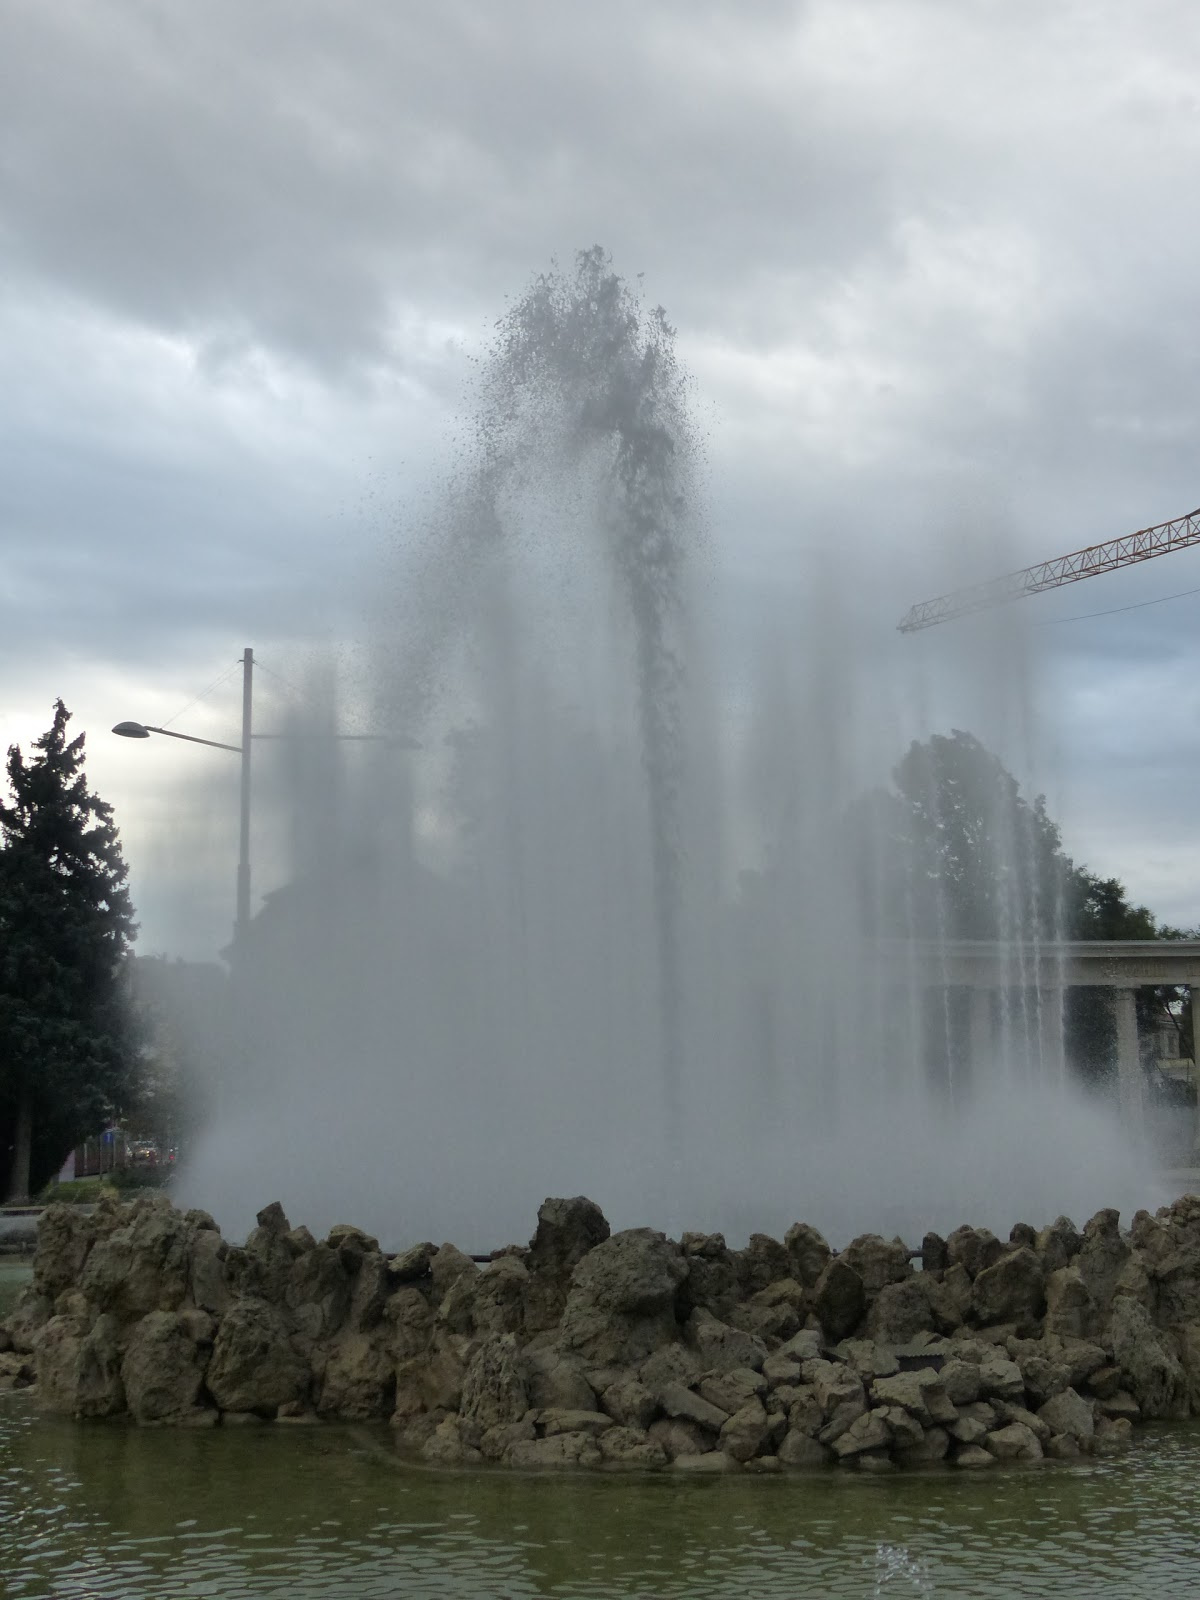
898,505,1200,633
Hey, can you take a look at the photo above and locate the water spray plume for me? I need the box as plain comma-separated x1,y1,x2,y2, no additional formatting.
176,250,1158,1248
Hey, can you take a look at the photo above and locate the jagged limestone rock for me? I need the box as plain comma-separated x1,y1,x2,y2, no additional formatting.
972,1248,1045,1327
811,1258,865,1341
784,1223,831,1287
945,1225,1004,1281
984,1421,1043,1462
840,1235,911,1297
1109,1297,1187,1419
1037,1387,1094,1444
525,1197,611,1333
122,1310,210,1423
206,1298,309,1416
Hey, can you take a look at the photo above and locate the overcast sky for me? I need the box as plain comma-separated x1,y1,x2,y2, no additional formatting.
4,0,1200,956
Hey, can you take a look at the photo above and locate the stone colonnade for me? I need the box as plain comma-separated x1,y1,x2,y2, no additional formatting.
912,940,1200,1132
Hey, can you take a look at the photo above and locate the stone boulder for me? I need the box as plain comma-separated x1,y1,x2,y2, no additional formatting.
206,1297,309,1415
79,1196,206,1323
1076,1209,1130,1321
557,1229,687,1364
388,1242,435,1283
189,1228,231,1318
39,1310,126,1418
785,1222,832,1287
777,1429,831,1466
647,1417,716,1459
1035,1216,1082,1276
459,1333,529,1432
719,1397,771,1461
699,1367,766,1416
3,1289,51,1354
508,1431,602,1470
830,1409,892,1458
524,1196,611,1332
1172,1321,1200,1413
429,1244,478,1305
1037,1387,1094,1445
598,1425,669,1467
867,1276,958,1344
946,1225,1003,1281
33,1205,92,1302
1109,1296,1187,1420
393,1339,466,1419
734,1234,793,1297
1043,1266,1096,1340
659,1382,728,1432
984,1421,1043,1462
840,1235,911,1296
730,1279,806,1342
870,1368,956,1428
678,1233,740,1321
972,1247,1045,1327
525,1348,596,1412
812,1258,866,1341
470,1257,530,1337
976,1353,1025,1401
421,1415,482,1467
317,1331,395,1419
1129,1204,1200,1325
385,1285,434,1360
601,1374,658,1429
34,1314,87,1413
286,1242,353,1343
122,1309,212,1423
920,1232,949,1276
685,1308,767,1374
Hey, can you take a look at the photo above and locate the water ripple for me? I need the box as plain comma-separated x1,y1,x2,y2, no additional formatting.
4,1400,1200,1597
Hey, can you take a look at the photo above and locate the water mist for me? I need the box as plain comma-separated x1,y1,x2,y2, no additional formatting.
175,250,1159,1249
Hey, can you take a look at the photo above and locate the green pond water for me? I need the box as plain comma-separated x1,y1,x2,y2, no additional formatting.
4,1263,1200,1598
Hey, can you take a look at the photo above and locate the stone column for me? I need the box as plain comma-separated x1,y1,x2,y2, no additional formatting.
1114,986,1143,1133
1190,985,1200,1155
1037,986,1065,1083
969,987,992,1077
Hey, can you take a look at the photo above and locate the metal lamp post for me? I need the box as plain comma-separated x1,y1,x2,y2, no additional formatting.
114,645,417,952
114,647,255,951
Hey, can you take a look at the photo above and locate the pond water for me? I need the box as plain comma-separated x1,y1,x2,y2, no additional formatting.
4,1261,1200,1598
0,1260,33,1320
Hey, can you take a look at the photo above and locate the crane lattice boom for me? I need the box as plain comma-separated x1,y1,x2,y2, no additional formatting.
898,505,1200,633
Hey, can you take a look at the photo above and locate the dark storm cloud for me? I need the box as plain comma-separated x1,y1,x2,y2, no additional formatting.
0,0,887,373
4,0,1200,946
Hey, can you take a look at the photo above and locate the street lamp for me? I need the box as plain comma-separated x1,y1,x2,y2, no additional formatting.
114,646,419,955
115,647,256,951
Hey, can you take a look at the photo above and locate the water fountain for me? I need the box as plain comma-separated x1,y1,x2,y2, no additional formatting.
3,251,1197,1598
175,248,1156,1250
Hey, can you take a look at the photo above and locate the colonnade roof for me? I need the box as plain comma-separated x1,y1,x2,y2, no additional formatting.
885,939,1200,988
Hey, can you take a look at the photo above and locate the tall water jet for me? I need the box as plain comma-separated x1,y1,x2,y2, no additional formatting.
174,250,1161,1248
468,250,695,1136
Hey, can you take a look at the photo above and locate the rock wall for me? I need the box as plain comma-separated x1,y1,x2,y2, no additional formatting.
4,1189,1200,1470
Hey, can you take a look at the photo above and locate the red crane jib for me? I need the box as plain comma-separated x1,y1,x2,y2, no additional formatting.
898,507,1200,633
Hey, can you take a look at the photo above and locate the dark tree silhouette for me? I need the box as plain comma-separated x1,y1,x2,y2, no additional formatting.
0,701,138,1199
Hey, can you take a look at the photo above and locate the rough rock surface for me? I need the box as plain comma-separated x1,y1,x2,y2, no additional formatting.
5,1190,1198,1473
122,1310,211,1422
206,1297,309,1415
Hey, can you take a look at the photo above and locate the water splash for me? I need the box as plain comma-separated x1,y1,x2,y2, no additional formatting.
871,1542,935,1595
173,250,1160,1248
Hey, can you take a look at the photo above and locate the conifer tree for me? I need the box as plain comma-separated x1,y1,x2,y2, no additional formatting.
0,701,137,1200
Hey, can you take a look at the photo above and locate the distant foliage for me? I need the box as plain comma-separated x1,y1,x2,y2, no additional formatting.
856,729,1160,943
853,728,1179,1086
0,701,139,1197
